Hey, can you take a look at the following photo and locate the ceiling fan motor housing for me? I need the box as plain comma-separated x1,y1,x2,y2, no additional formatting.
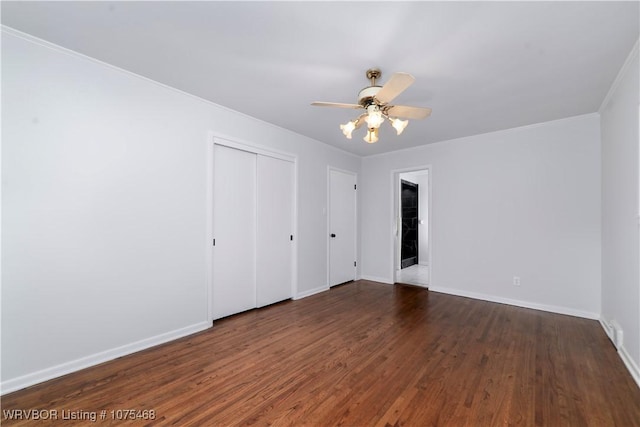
358,86,382,108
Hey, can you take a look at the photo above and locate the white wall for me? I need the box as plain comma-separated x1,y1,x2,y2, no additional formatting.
600,41,640,385
1,29,360,393
361,114,602,318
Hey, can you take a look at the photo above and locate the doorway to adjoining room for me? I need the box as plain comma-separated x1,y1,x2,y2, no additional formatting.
395,169,429,287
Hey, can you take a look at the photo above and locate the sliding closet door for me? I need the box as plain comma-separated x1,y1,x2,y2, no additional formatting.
212,145,256,319
256,155,294,307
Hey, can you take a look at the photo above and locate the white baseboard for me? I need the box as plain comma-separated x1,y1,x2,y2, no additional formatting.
294,285,329,300
619,345,640,389
599,318,614,341
360,275,394,285
1,321,211,395
428,286,600,320
599,316,640,389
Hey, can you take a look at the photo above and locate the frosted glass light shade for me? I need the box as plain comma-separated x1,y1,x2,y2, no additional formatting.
340,120,357,139
365,110,384,129
390,118,408,135
363,128,379,143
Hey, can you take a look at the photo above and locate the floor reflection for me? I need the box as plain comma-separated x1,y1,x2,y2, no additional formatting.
396,264,429,287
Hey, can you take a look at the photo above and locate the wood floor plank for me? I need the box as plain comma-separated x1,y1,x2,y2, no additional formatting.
2,280,639,426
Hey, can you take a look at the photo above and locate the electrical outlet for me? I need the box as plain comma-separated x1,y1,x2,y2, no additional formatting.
513,276,521,286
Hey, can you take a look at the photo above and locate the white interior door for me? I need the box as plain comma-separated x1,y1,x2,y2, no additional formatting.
213,145,256,319
329,169,356,286
256,155,294,307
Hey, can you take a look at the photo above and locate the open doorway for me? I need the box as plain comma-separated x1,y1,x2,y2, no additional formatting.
394,168,430,287
400,179,419,268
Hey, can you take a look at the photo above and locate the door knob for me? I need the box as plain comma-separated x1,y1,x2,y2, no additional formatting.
330,233,336,238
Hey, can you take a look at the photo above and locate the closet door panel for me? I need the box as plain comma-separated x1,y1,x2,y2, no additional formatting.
213,145,256,319
329,169,357,286
256,155,294,307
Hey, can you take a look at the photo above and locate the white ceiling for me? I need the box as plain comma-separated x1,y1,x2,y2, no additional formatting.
2,1,638,156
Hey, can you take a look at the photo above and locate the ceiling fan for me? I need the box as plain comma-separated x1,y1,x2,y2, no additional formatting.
312,68,432,143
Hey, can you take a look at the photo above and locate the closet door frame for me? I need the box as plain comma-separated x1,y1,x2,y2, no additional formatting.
206,133,298,323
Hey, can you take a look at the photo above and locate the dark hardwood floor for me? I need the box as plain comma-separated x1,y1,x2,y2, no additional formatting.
3,280,640,426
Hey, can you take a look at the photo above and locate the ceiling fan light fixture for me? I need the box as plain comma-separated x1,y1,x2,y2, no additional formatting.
363,128,379,144
390,117,409,135
340,120,357,139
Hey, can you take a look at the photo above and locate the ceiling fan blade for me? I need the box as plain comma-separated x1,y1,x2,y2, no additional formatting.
386,105,432,120
375,72,415,104
311,102,362,109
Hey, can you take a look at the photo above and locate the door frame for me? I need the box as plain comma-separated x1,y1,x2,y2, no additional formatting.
207,132,298,323
390,165,432,286
327,166,358,287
